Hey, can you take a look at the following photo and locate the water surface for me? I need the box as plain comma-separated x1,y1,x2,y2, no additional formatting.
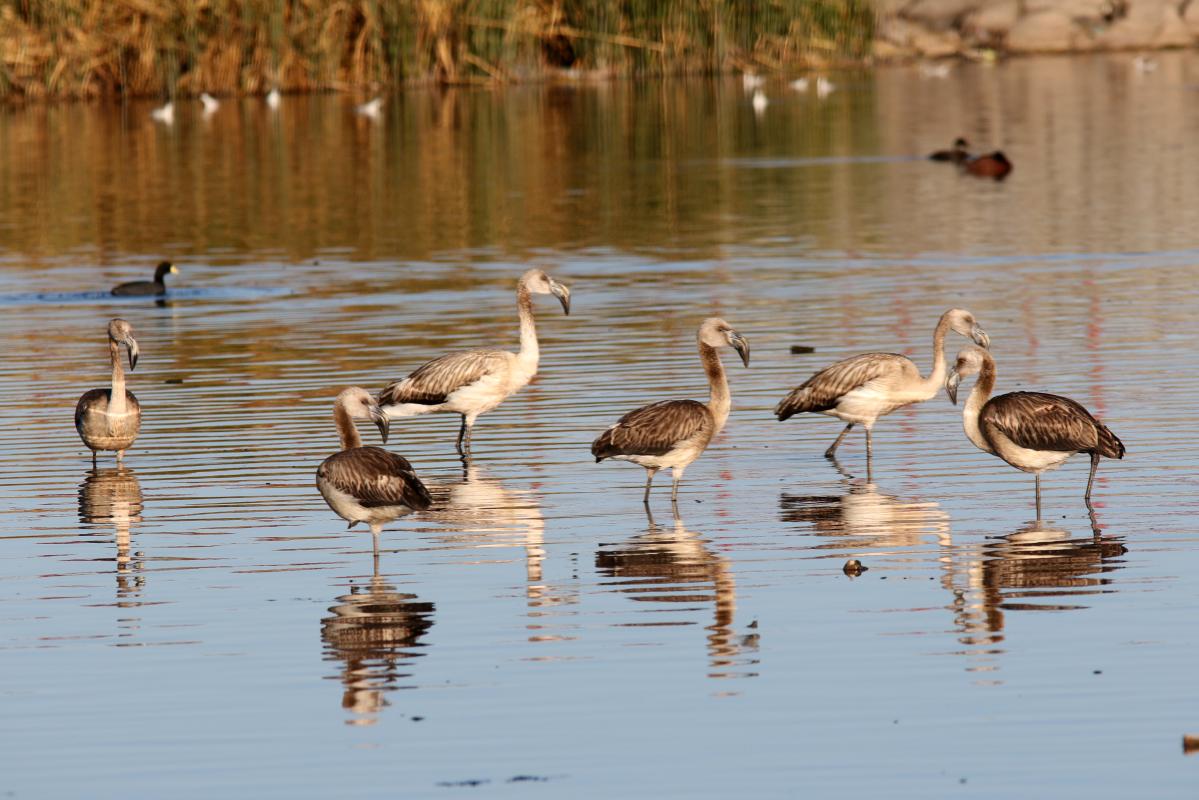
2,52,1198,798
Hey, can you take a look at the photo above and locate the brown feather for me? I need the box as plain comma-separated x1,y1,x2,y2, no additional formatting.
318,447,432,510
379,350,509,406
980,392,1122,457
592,400,714,460
775,353,910,419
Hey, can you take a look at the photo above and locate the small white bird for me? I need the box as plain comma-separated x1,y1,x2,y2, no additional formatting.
742,73,765,91
266,88,281,109
790,77,809,92
200,93,220,115
356,96,384,119
1132,55,1157,73
751,89,769,114
919,62,952,79
150,101,174,125
815,77,835,98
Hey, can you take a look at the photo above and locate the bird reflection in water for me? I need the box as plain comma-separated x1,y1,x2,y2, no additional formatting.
321,550,435,726
419,460,577,628
779,456,952,554
950,513,1126,670
77,466,145,607
595,508,759,680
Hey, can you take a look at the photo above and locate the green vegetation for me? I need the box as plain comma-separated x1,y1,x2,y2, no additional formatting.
0,0,875,99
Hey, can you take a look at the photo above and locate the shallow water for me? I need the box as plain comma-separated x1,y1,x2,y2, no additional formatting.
2,53,1199,797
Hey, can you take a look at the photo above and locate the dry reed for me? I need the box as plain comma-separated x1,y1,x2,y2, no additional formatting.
0,0,874,100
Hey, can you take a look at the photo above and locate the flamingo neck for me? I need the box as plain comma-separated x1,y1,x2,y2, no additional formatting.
334,403,361,450
700,342,731,431
108,339,127,415
917,313,953,398
516,284,539,366
962,355,996,454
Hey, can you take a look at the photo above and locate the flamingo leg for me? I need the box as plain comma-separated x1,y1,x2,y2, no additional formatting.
642,468,658,504
1035,474,1043,519
1085,452,1100,501
455,416,468,453
825,423,854,458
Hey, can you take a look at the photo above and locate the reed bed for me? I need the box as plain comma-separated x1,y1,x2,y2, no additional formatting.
0,0,874,99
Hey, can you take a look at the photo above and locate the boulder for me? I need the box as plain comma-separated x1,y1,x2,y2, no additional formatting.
961,0,1021,43
1186,1,1199,40
1006,9,1093,52
876,16,963,55
902,0,981,31
1096,0,1191,47
1024,0,1112,24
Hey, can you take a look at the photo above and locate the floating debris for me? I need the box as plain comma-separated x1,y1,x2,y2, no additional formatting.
843,559,867,576
1184,734,1199,755
790,345,816,354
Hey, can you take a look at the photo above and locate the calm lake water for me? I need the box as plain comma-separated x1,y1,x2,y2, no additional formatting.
2,52,1199,798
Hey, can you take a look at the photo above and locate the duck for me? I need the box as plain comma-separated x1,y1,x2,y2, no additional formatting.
928,137,970,164
962,151,1013,180
111,261,178,297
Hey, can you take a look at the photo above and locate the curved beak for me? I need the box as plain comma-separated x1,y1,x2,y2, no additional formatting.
550,280,571,316
169,264,180,275
946,371,961,405
729,331,750,367
971,326,990,349
369,404,390,443
125,336,139,371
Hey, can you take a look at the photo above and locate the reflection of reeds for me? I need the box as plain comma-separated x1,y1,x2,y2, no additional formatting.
1,0,874,99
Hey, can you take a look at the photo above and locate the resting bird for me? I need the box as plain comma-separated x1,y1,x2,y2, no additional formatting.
929,137,970,163
962,151,1012,180
316,387,432,545
774,308,990,462
75,319,141,463
112,261,178,297
947,346,1125,512
592,318,750,505
378,269,570,455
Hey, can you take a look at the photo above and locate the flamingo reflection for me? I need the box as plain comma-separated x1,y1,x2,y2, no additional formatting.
418,461,576,618
320,550,435,726
780,457,952,553
949,515,1126,663
595,508,758,680
78,466,145,606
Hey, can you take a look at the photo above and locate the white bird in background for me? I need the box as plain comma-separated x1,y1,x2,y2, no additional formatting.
150,101,174,125
1132,55,1157,74
200,93,220,115
790,77,809,92
815,77,835,98
742,72,765,91
919,62,952,79
752,89,769,115
356,96,384,119
266,87,281,109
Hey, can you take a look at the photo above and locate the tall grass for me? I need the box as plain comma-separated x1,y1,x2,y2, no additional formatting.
0,0,875,99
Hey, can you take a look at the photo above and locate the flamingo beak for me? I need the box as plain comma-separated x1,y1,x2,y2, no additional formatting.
946,372,961,405
126,337,140,371
730,331,750,367
971,326,990,349
370,405,390,443
551,280,571,316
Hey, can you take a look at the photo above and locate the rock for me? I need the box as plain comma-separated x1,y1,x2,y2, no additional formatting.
962,0,1021,44
877,16,962,56
1096,0,1190,48
1186,1,1199,39
1154,5,1194,46
1025,0,1112,25
903,0,981,31
1006,10,1093,52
